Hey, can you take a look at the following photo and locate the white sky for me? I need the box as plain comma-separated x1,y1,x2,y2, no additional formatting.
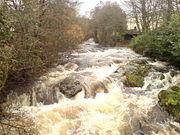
78,0,127,17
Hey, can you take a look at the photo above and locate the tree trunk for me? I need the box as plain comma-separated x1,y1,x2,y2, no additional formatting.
167,0,173,22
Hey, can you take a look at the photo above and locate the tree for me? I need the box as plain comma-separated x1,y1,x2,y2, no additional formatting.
91,1,127,46
0,1,13,91
0,0,84,85
126,0,180,32
78,16,92,40
39,0,84,65
0,0,85,134
126,0,163,32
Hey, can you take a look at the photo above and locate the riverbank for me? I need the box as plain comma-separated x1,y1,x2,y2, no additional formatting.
131,15,180,70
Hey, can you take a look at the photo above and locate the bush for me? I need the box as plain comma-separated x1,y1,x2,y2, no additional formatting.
0,3,13,91
65,24,85,48
0,0,85,87
0,46,13,91
131,15,180,69
131,34,151,55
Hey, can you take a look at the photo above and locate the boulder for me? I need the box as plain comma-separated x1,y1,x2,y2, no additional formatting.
158,86,180,122
35,88,63,105
59,77,82,98
122,60,151,87
151,65,169,73
124,73,144,87
31,76,82,105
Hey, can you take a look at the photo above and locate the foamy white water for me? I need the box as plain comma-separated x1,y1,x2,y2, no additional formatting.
25,39,180,135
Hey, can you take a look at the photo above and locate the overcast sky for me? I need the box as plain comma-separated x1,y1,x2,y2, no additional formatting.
78,0,126,17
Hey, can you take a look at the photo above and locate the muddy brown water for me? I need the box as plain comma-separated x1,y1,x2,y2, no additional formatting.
21,39,180,135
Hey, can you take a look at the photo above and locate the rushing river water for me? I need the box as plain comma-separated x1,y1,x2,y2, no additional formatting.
26,39,180,135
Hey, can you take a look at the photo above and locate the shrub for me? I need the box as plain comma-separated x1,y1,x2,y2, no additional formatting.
0,46,13,91
131,34,150,55
65,24,85,48
131,15,180,69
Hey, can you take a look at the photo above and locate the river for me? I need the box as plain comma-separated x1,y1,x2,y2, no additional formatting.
25,39,180,135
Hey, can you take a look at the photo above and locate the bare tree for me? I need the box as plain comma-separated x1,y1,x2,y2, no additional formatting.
91,1,127,45
125,0,180,32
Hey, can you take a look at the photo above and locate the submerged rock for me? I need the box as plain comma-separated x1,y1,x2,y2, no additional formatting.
158,86,180,122
170,70,178,77
58,77,82,98
82,80,109,98
35,87,63,105
147,105,169,123
8,76,83,105
160,74,165,80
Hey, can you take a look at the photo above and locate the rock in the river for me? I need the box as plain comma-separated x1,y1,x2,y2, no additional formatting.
124,73,144,87
170,70,178,77
64,63,78,71
160,74,165,80
147,105,169,123
158,86,180,122
36,87,63,105
151,64,169,73
122,60,151,87
59,77,82,98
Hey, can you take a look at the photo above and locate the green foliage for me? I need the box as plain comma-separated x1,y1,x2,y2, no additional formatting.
131,34,150,55
131,15,180,69
5,0,44,82
158,86,180,122
0,2,12,43
0,46,12,91
112,32,122,42
0,2,13,91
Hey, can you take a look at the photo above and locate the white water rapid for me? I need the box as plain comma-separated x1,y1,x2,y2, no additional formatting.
25,39,180,135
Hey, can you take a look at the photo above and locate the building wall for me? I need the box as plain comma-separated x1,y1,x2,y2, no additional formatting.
127,18,137,30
